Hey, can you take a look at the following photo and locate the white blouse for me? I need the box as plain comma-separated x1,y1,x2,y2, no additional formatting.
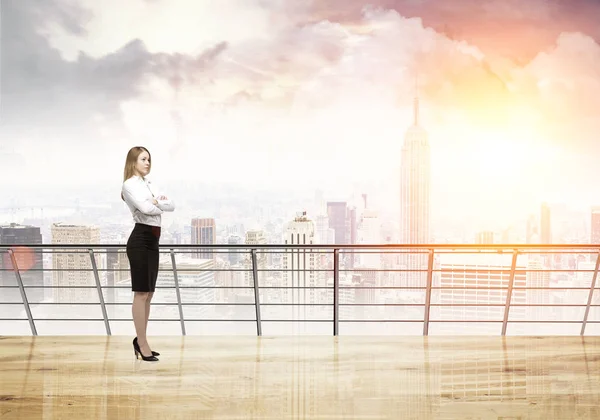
122,175,175,227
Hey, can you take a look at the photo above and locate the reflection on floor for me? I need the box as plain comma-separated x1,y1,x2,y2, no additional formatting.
1,336,599,419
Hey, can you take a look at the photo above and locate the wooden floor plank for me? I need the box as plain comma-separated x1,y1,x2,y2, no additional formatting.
1,336,600,419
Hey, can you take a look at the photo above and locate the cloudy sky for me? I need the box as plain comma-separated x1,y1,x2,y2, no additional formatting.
2,0,600,223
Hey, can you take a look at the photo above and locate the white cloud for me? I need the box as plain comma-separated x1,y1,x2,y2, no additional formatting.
4,0,600,219
43,0,287,59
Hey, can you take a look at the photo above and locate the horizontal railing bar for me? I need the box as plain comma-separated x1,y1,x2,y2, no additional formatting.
3,250,597,257
0,269,257,273
0,302,257,306
426,320,593,323
333,287,598,290
433,287,597,290
1,318,259,322
3,285,599,291
429,303,599,307
3,251,598,258
2,243,600,249
14,267,600,274
0,318,400,322
1,269,598,275
3,317,600,324
9,286,98,289
3,268,600,274
6,318,597,323
0,302,339,306
4,285,257,289
3,302,600,308
107,319,257,322
13,318,260,322
3,285,599,292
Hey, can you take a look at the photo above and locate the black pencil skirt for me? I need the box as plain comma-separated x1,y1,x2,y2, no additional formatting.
126,223,161,292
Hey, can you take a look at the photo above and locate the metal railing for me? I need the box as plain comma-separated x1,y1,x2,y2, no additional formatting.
1,243,599,336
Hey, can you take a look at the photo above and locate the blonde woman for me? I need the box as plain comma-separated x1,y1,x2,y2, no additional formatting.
121,146,174,361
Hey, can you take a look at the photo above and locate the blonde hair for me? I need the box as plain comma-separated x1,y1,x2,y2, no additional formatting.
123,146,151,181
121,146,151,200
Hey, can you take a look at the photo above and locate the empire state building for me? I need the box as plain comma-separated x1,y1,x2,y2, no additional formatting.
399,93,431,288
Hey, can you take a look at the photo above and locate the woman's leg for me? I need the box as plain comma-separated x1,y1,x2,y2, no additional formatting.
133,291,152,356
145,292,154,335
145,239,159,350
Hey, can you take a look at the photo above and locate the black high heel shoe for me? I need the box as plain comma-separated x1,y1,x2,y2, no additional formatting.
134,337,160,356
133,338,159,362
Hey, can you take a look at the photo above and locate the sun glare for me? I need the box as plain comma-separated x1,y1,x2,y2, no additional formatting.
473,133,526,173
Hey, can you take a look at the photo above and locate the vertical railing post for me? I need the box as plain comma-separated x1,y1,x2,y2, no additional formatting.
8,248,37,336
423,249,435,336
251,249,262,336
170,249,186,336
581,250,600,336
89,249,111,335
501,250,519,336
333,249,340,336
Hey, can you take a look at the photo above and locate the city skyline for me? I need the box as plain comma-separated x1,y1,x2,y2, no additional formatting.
2,0,600,229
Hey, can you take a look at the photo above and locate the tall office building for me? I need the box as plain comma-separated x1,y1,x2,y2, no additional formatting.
354,208,380,318
191,218,216,260
326,202,348,245
591,207,600,244
327,202,356,268
159,257,216,323
0,223,44,302
106,246,130,305
348,206,357,269
51,223,101,304
357,209,381,268
244,230,268,288
227,234,243,266
105,248,119,305
526,258,550,321
540,202,551,244
281,212,318,328
476,231,494,245
245,230,267,261
314,215,334,245
399,90,430,288
435,253,527,334
526,214,539,244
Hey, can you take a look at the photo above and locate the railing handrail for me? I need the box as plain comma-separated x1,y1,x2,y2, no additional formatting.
0,243,599,249
2,244,600,337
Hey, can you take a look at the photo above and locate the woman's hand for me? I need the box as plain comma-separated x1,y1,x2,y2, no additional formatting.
157,195,168,200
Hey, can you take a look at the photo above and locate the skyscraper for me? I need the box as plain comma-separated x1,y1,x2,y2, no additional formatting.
314,215,334,245
244,230,268,288
348,206,357,269
327,201,354,268
326,202,348,245
526,214,539,244
227,234,243,266
282,212,318,329
0,223,44,302
357,209,381,268
436,253,527,335
591,207,600,244
191,218,216,260
399,90,431,288
51,223,101,304
476,231,494,244
540,202,551,244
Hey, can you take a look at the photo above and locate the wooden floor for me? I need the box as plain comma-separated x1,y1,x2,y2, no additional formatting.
1,336,600,419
